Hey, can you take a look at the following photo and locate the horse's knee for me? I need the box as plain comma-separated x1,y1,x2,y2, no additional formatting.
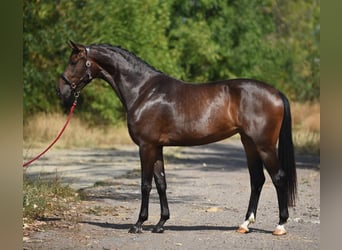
155,175,166,190
141,183,152,194
154,169,167,194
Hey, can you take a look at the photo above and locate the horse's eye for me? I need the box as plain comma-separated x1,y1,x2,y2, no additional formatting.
70,54,79,65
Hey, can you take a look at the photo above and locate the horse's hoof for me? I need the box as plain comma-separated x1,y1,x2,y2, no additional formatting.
272,225,286,236
128,226,143,234
236,226,249,234
152,226,164,233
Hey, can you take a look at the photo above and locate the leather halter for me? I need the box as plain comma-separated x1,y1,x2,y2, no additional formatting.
61,47,92,91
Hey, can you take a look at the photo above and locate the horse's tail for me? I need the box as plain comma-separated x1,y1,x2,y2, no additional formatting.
278,92,297,207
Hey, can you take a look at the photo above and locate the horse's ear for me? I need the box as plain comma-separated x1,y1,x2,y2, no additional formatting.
68,40,84,52
68,40,78,50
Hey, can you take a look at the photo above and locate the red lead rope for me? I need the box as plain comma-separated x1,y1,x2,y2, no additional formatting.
23,98,78,168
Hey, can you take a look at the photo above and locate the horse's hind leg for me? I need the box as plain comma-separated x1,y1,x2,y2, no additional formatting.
257,146,289,236
237,134,265,234
152,147,170,233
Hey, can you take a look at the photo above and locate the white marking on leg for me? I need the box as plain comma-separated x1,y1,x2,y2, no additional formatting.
275,224,285,231
248,213,255,223
240,220,249,230
239,213,255,232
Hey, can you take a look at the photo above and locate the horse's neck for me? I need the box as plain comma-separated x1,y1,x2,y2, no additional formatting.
95,53,159,111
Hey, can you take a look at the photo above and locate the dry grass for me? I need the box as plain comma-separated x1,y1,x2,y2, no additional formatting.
291,102,320,155
291,102,320,133
23,102,320,155
23,113,133,149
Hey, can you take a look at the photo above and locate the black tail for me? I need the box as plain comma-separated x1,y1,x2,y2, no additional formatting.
278,92,297,207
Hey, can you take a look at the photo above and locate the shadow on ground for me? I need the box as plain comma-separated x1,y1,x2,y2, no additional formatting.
80,220,273,234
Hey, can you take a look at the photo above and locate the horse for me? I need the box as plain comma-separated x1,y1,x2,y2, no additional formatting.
57,41,297,236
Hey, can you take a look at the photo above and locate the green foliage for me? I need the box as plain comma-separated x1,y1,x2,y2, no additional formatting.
80,80,124,126
24,0,320,125
270,0,320,100
168,0,278,82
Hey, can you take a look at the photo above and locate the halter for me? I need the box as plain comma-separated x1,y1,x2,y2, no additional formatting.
61,47,93,91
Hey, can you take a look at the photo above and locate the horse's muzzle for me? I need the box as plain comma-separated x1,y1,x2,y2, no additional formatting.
57,77,72,101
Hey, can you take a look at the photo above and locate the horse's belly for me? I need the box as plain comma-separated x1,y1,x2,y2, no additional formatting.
160,124,239,146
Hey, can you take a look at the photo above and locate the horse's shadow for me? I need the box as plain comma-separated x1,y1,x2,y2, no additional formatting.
80,220,272,234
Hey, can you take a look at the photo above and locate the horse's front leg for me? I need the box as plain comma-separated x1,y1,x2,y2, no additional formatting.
152,147,170,233
128,144,156,233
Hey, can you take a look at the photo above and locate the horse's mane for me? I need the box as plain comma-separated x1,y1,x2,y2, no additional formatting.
90,43,163,74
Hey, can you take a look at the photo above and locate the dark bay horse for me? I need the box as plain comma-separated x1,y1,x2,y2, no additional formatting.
57,41,297,236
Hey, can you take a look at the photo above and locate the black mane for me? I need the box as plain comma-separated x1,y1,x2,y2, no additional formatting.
90,43,163,74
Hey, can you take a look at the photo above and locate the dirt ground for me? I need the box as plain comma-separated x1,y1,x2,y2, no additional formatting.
23,140,320,249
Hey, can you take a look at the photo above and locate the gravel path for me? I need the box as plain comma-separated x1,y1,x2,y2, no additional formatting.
23,140,320,249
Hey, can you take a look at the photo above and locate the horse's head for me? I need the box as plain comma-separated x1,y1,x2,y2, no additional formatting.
57,41,94,101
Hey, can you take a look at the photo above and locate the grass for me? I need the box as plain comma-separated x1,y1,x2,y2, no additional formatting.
23,173,79,222
83,205,119,216
291,101,320,155
293,130,320,155
23,112,133,149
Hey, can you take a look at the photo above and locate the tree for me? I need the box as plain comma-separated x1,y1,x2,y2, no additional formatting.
168,0,286,86
24,0,179,124
271,0,320,101
24,0,320,125
167,0,319,101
